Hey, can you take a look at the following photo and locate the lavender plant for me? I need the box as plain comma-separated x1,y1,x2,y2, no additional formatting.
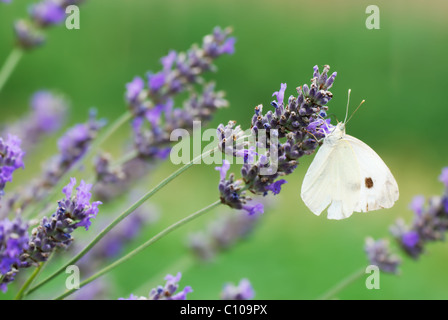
1,3,437,300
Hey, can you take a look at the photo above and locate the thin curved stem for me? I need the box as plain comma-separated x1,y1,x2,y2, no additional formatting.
54,200,221,300
0,48,23,94
14,262,44,300
27,147,218,296
317,267,365,300
24,111,133,220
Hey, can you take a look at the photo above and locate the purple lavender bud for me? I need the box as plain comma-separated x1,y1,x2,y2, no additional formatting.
221,279,254,300
364,237,401,274
235,146,257,164
0,134,25,197
120,272,192,300
265,179,287,195
29,0,66,27
13,19,46,50
272,83,287,106
215,160,231,181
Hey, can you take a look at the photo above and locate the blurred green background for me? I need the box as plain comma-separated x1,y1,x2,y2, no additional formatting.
1,0,448,300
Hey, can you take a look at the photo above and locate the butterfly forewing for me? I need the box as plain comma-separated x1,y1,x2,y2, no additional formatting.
301,137,362,220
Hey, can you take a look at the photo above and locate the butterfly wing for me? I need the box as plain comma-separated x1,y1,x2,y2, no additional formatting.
301,138,362,220
344,134,399,212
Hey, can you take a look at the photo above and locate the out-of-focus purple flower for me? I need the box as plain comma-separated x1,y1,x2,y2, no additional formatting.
188,208,263,262
364,237,401,274
1,91,68,155
119,272,192,300
390,218,425,259
14,19,46,49
125,76,145,105
76,195,158,272
0,218,29,289
242,202,264,216
29,0,66,27
30,91,68,133
1,0,12,4
439,167,448,188
57,110,105,165
0,134,25,197
221,279,254,300
204,27,236,57
409,195,425,216
148,72,165,92
161,50,177,72
402,231,420,248
272,83,287,106
265,179,287,195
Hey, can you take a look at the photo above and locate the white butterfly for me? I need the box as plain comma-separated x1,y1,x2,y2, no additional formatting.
301,97,399,220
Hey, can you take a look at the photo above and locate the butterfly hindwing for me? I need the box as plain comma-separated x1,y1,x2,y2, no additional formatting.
344,134,399,212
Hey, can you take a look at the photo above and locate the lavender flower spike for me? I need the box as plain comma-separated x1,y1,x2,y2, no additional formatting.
29,0,66,27
364,237,401,274
119,272,192,300
0,134,25,197
221,279,255,300
0,178,102,291
217,65,337,212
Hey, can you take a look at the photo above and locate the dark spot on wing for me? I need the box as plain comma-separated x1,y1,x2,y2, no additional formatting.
365,177,374,189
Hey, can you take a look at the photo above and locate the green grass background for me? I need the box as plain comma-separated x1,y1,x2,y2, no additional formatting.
1,0,448,299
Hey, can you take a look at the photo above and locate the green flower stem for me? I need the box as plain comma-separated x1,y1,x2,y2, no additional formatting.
317,267,365,300
54,200,222,300
25,111,133,220
0,48,23,94
14,262,45,300
27,147,218,296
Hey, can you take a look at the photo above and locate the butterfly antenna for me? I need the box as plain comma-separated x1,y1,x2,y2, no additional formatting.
346,99,366,124
343,89,351,124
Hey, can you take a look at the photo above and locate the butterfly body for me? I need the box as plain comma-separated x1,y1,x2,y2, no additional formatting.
301,122,399,220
